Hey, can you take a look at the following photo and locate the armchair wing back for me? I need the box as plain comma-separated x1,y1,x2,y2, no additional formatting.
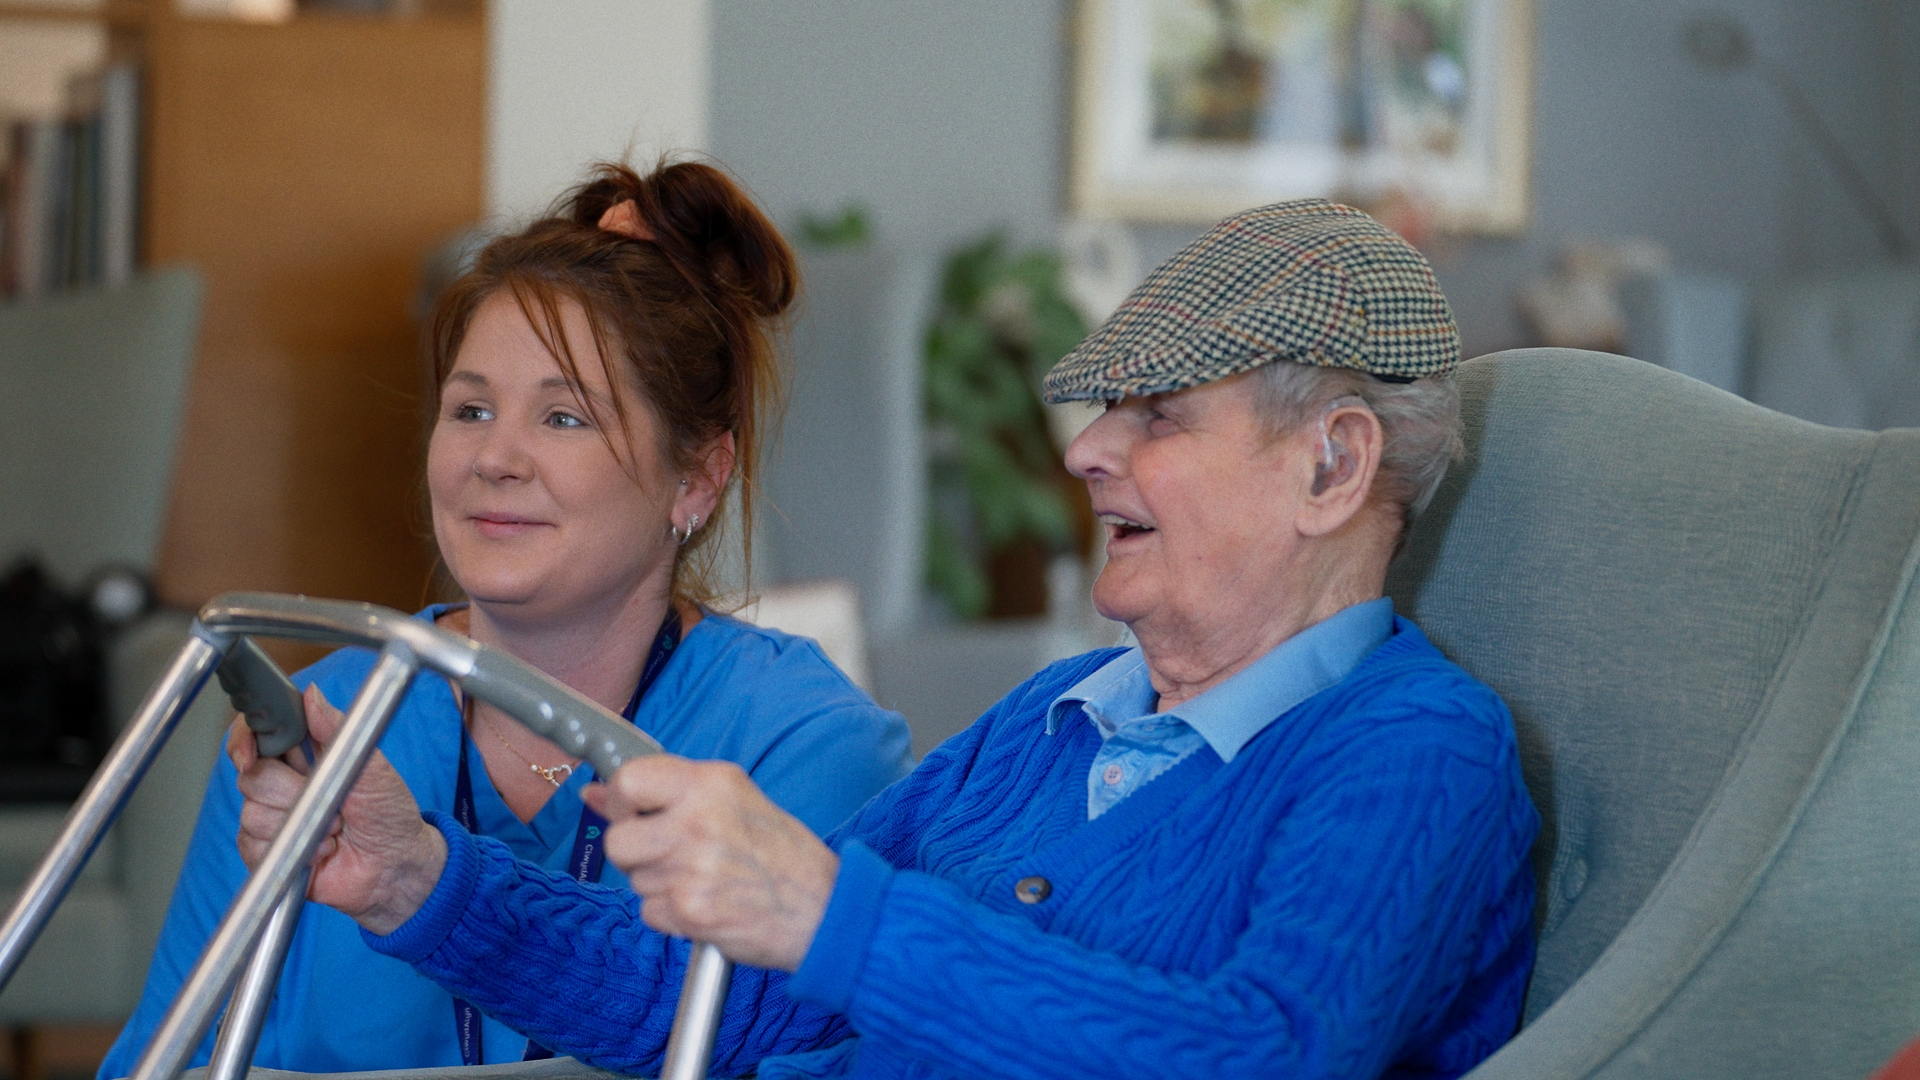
1387,348,1920,1078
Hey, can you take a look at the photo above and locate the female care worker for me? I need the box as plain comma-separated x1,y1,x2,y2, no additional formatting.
100,159,912,1078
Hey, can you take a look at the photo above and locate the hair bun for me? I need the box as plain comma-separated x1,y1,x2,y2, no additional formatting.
569,160,796,320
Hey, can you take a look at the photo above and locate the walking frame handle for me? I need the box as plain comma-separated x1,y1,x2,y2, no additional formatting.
0,593,734,1080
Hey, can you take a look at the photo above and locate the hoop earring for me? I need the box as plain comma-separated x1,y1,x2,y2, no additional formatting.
674,513,701,546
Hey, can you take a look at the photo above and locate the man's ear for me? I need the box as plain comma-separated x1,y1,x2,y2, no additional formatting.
1298,404,1383,538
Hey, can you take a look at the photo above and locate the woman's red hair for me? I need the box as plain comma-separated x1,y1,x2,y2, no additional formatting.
427,159,798,608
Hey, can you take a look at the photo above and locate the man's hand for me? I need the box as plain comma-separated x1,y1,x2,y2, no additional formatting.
583,757,838,972
230,684,447,935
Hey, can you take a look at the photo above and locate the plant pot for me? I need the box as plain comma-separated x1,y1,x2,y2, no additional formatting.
985,538,1050,619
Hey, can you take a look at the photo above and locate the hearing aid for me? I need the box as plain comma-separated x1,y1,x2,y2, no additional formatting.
1312,395,1369,496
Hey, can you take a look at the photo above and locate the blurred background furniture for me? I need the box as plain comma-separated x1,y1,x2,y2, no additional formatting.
0,269,233,1038
2,270,197,586
737,579,873,692
1386,348,1920,1078
1621,263,1920,432
1746,265,1920,431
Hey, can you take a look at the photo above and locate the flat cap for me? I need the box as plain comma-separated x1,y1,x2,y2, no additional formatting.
1042,200,1460,403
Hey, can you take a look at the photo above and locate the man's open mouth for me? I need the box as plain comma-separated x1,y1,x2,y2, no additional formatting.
1098,513,1155,538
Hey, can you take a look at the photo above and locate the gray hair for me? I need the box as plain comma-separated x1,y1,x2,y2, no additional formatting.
1249,359,1463,530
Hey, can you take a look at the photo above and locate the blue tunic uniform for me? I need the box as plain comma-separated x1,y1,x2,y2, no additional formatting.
101,608,912,1079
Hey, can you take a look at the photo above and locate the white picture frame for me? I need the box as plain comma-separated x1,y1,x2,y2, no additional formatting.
1071,0,1534,234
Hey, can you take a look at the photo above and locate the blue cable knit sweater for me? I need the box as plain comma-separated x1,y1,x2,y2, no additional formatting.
369,618,1539,1079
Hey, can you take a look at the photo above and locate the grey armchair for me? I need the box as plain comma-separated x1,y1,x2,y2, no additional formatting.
1388,348,1920,1079
0,268,226,1026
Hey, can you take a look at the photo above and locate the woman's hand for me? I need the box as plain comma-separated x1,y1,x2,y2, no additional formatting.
583,758,838,972
229,685,447,936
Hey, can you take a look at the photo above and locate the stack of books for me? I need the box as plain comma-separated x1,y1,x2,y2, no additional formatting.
0,63,140,300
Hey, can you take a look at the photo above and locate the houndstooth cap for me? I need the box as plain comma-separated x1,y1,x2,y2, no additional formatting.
1042,200,1459,403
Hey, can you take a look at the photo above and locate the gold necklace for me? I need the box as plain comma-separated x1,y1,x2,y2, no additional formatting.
464,695,576,787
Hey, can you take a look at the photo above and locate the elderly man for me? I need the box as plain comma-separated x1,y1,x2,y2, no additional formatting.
238,201,1539,1080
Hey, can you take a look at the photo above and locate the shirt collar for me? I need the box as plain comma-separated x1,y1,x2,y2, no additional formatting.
1045,597,1396,762
1045,649,1155,737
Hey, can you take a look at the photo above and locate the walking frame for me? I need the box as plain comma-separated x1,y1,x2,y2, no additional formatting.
0,593,732,1080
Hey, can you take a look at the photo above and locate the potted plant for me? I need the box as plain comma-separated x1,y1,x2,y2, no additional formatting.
924,234,1092,619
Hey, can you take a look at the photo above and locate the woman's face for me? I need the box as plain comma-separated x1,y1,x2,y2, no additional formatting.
1064,372,1322,642
428,291,681,627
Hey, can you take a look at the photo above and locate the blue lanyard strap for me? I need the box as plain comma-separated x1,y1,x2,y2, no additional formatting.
451,609,683,1065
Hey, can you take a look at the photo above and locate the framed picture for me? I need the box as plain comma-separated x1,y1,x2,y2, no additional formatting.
1071,0,1534,234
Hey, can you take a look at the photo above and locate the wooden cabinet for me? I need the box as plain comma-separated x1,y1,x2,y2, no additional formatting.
144,9,483,611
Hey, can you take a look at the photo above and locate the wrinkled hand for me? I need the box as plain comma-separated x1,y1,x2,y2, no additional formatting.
230,685,446,935
582,758,838,972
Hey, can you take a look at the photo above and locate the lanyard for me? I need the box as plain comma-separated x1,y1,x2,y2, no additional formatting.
451,609,682,1066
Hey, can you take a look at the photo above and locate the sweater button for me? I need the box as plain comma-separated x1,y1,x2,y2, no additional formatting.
1015,876,1051,904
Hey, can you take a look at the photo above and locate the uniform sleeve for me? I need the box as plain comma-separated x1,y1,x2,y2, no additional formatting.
744,697,911,838
97,748,246,1080
734,640,912,838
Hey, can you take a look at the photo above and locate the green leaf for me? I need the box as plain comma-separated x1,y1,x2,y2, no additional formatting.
795,204,874,249
923,228,1095,618
925,515,988,619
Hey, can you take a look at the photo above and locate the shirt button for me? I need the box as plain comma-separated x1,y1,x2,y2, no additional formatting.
1102,764,1123,786
1015,876,1052,904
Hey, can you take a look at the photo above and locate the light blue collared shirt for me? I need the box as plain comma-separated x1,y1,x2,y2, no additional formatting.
1047,598,1396,819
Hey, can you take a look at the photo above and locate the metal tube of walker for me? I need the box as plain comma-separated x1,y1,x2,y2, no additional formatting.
661,943,733,1080
47,594,741,1079
0,634,225,993
127,646,419,1080
204,867,309,1080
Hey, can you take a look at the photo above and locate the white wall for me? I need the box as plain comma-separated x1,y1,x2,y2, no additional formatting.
709,0,1063,268
487,0,711,223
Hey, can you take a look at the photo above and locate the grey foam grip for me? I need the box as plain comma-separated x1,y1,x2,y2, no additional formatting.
461,647,665,777
216,636,307,758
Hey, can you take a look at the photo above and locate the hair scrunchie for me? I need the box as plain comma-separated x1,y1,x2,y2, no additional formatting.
596,199,655,242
